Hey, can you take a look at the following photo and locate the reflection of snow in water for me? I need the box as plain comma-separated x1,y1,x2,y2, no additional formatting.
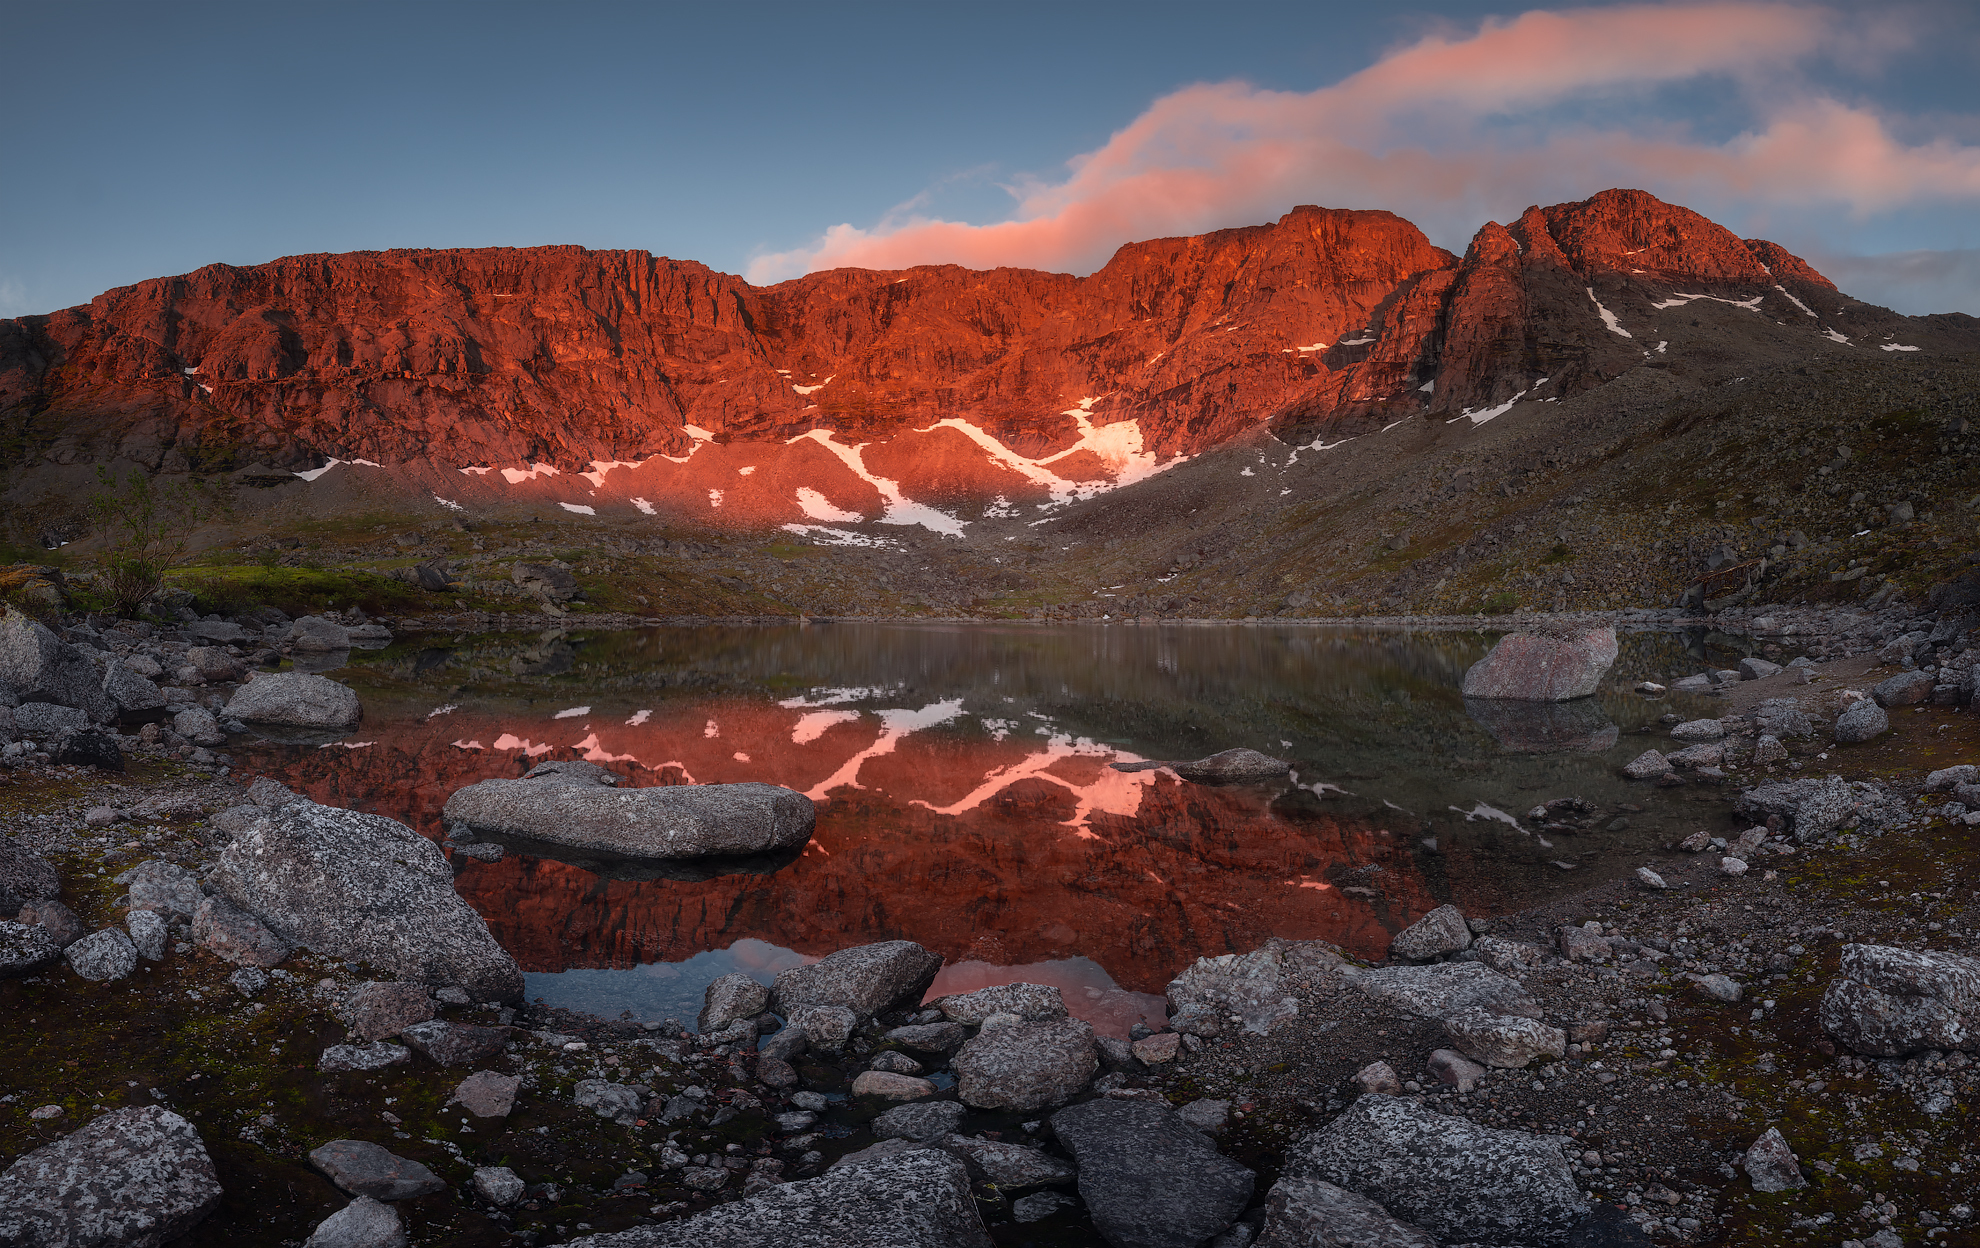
791,710,859,744
804,700,965,801
777,686,896,708
1450,802,1526,832
910,733,1162,834
491,733,555,757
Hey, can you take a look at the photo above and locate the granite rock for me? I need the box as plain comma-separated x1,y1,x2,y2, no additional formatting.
1050,1099,1255,1248
773,940,943,1021
0,1106,223,1247
954,1016,1099,1112
1817,943,1980,1057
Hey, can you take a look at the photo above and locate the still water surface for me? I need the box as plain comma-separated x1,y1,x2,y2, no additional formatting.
242,622,1754,1036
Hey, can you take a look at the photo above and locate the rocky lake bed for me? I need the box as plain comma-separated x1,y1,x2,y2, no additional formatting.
0,594,1977,1248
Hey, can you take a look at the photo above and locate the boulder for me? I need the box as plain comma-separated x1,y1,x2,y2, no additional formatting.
1834,699,1889,743
1926,764,1979,791
1171,748,1290,783
873,1100,968,1142
1668,719,1726,742
698,972,771,1033
224,670,362,734
1742,1127,1805,1193
788,1004,858,1052
65,927,137,981
206,799,522,1000
954,1016,1098,1112
185,646,245,683
0,920,63,978
1387,904,1472,962
309,1140,446,1200
1471,936,1547,974
1255,1176,1438,1248
561,1148,992,1248
472,1166,525,1207
937,981,1067,1025
54,728,125,771
1050,1099,1255,1248
1621,750,1671,780
1285,1096,1585,1247
0,613,115,722
127,909,168,961
343,981,435,1042
187,618,250,644
1353,1061,1402,1096
1734,777,1861,843
573,1080,644,1124
851,1071,938,1101
772,940,943,1021
286,616,353,652
101,660,166,716
401,1020,510,1067
0,837,61,913
1738,657,1782,680
304,1196,406,1248
172,707,226,747
1754,698,1814,739
1817,944,1980,1057
191,895,292,967
15,701,89,737
319,1043,412,1073
1440,1007,1567,1068
443,775,815,863
1166,940,1343,1032
0,1106,223,1246
1344,962,1542,1021
1426,1049,1488,1093
937,1134,1075,1189
1872,670,1935,707
1460,629,1618,701
122,858,204,923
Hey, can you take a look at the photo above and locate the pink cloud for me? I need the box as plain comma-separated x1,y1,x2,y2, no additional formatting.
747,2,1980,283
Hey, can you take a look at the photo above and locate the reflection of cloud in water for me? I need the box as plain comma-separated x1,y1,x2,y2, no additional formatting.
926,957,1167,1039
526,938,817,1032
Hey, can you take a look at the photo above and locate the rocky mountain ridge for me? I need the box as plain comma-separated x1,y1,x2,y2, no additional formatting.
7,189,1972,540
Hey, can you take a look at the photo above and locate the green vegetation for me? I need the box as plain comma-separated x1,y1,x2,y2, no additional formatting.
1480,590,1520,614
87,467,224,616
174,566,424,618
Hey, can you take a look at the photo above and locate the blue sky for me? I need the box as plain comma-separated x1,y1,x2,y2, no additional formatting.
3,1,1977,317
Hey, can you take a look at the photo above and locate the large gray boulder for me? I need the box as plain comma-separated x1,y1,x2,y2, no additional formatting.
1344,962,1542,1021
1285,1096,1585,1246
1733,777,1862,843
224,671,362,733
65,927,137,981
1050,1099,1255,1248
953,1016,1098,1112
937,982,1066,1025
1255,1176,1438,1248
1817,944,1980,1057
1834,698,1889,743
308,1140,446,1200
1387,904,1472,962
207,800,522,1001
0,1106,223,1245
286,615,353,652
14,702,89,738
0,837,60,913
443,772,814,863
1460,629,1618,702
102,659,167,716
0,614,115,722
1440,1007,1567,1068
1166,940,1343,1031
562,1148,992,1247
303,1195,406,1248
772,941,943,1021
1872,670,1934,707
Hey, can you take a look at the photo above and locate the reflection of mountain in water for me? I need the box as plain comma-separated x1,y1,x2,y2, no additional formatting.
250,624,1756,997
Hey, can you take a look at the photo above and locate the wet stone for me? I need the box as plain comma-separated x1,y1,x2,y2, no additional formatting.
874,1100,968,1142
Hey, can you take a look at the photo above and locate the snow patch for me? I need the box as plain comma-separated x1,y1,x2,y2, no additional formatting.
1338,336,1375,347
1772,285,1816,317
708,489,724,508
1586,288,1631,338
779,524,897,548
626,709,652,726
1823,329,1850,345
1651,292,1763,312
1881,343,1921,352
738,465,756,476
791,375,835,395
631,496,656,515
1416,380,1433,393
433,495,465,512
580,459,645,488
500,463,559,485
795,487,864,523
1295,342,1330,353
1457,390,1528,426
792,709,859,745
789,429,966,536
294,458,384,483
558,502,596,515
459,465,495,476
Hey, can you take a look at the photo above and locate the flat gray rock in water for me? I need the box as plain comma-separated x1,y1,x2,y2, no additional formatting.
309,1140,447,1200
304,1195,407,1248
1050,1099,1255,1248
65,927,137,981
954,1016,1098,1112
938,981,1067,1025
1817,943,1980,1057
207,799,521,1001
1345,962,1541,1021
224,671,362,731
1387,904,1472,962
0,1105,223,1246
1284,1096,1584,1247
773,940,943,1020
1255,1175,1438,1248
444,776,814,862
562,1148,992,1248
1460,629,1617,702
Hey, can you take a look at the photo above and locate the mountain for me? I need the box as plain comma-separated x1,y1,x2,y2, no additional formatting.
7,188,1969,540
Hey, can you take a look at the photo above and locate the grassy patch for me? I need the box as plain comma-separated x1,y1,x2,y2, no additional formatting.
173,566,426,618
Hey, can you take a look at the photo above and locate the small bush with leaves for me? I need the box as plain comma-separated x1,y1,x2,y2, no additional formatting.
88,468,223,616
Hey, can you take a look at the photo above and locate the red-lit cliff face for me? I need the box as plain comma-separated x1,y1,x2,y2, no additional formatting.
243,699,1437,994
0,189,1863,529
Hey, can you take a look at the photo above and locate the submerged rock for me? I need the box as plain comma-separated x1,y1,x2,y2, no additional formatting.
1464,696,1619,753
1460,628,1617,702
0,1106,223,1246
1050,1099,1255,1248
207,799,522,1001
443,771,814,863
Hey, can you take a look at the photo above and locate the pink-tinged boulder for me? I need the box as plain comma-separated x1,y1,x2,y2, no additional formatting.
1461,629,1619,702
